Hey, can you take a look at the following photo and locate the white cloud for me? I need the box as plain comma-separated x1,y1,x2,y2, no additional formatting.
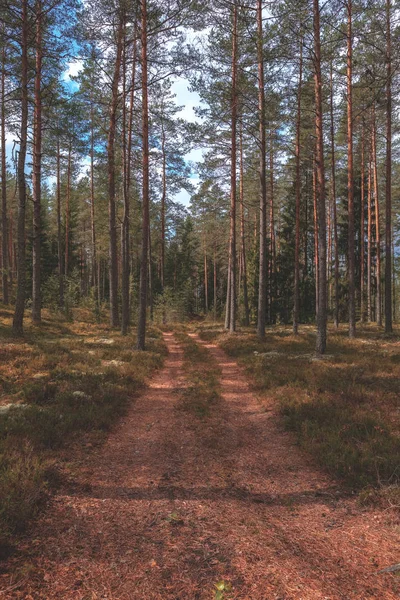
63,60,84,82
175,189,191,207
171,77,203,124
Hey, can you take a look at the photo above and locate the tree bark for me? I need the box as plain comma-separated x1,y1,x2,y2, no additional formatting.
239,121,250,326
214,244,217,321
121,21,137,334
367,147,372,322
13,0,29,335
1,36,8,304
347,0,356,338
56,139,64,306
313,0,327,355
256,0,267,338
227,0,238,333
108,13,124,328
32,0,43,324
160,122,166,291
360,117,365,323
268,135,276,324
330,60,339,329
64,144,72,278
204,245,208,313
372,107,382,326
89,88,98,301
293,33,303,335
313,156,319,319
137,0,150,350
385,0,393,332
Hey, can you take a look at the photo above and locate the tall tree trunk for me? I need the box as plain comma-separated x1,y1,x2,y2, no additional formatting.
56,140,64,306
64,144,72,278
330,60,339,328
372,107,382,326
367,147,372,322
90,93,97,300
313,0,327,355
225,255,231,329
347,0,356,338
148,226,153,321
269,135,276,323
360,117,365,323
122,22,137,334
160,122,166,291
293,33,303,335
137,0,150,350
213,244,217,321
108,15,124,328
204,245,208,313
1,36,8,304
239,122,250,326
13,0,29,335
313,157,319,319
256,0,267,338
227,0,238,333
32,0,43,324
385,0,393,332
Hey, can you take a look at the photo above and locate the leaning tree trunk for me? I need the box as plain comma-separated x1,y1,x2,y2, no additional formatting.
256,0,267,338
385,0,393,332
32,0,43,324
293,33,303,335
137,0,150,350
313,0,327,355
347,0,356,338
1,36,8,304
13,0,29,335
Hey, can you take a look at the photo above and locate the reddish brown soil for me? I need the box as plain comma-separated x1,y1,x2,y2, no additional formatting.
0,332,399,599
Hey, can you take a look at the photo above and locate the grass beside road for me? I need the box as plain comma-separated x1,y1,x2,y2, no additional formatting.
197,323,400,501
174,330,221,419
0,305,166,556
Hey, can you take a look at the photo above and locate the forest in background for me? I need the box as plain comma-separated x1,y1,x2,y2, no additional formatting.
0,0,399,353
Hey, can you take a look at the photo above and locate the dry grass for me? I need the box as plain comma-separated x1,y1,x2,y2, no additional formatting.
174,331,221,419
197,322,400,498
0,305,166,554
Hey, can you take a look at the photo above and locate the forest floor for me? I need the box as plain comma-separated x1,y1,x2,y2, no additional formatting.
0,322,399,599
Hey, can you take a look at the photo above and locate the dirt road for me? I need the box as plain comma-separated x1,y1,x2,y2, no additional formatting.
0,332,398,599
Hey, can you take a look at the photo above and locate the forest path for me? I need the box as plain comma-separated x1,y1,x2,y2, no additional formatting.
0,331,399,599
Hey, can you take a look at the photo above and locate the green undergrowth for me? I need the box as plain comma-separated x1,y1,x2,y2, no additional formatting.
0,305,166,555
174,331,221,419
197,322,400,498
